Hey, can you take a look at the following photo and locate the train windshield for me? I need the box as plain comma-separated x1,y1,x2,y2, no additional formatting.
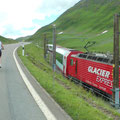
56,52,63,64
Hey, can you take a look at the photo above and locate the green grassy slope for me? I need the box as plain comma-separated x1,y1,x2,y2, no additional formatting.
16,35,31,42
27,0,120,53
0,35,16,44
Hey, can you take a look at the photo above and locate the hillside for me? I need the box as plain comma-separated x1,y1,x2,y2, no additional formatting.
16,35,31,42
27,0,120,53
0,35,16,44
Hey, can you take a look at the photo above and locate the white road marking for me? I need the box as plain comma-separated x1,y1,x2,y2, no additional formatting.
13,47,57,120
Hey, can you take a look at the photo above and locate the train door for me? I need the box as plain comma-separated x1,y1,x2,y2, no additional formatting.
69,58,78,78
63,56,67,76
63,52,71,76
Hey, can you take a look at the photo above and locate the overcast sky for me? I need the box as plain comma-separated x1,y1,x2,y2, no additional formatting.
0,0,80,39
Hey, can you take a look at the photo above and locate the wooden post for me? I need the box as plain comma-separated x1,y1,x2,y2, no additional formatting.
52,25,56,72
44,34,47,59
112,14,119,108
52,24,56,91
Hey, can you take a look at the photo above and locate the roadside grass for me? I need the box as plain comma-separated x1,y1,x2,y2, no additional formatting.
17,43,120,120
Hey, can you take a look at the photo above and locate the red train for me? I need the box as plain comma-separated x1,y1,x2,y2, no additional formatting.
47,44,117,97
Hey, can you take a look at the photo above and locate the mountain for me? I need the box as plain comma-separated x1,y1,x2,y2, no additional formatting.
16,35,31,42
27,0,120,53
0,35,16,44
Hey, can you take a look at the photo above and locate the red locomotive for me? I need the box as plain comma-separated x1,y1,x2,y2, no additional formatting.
68,53,114,96
47,44,117,97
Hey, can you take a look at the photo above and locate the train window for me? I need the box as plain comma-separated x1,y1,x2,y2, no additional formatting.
82,54,87,58
103,58,109,63
97,57,103,62
56,52,63,64
70,59,73,66
110,60,113,64
79,54,87,58
79,54,83,57
87,56,93,59
92,56,97,60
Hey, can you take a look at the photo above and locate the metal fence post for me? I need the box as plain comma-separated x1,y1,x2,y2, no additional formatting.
112,14,119,108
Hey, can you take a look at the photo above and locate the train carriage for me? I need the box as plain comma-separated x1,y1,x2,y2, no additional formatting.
47,44,83,76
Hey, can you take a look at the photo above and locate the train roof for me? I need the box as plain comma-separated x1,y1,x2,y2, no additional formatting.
56,47,71,55
71,52,114,64
47,44,79,56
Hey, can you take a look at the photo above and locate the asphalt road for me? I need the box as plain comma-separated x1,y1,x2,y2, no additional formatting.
0,43,72,120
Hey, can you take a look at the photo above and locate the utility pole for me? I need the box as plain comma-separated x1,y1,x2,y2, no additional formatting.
112,14,119,108
52,24,56,90
44,34,47,59
52,24,56,72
